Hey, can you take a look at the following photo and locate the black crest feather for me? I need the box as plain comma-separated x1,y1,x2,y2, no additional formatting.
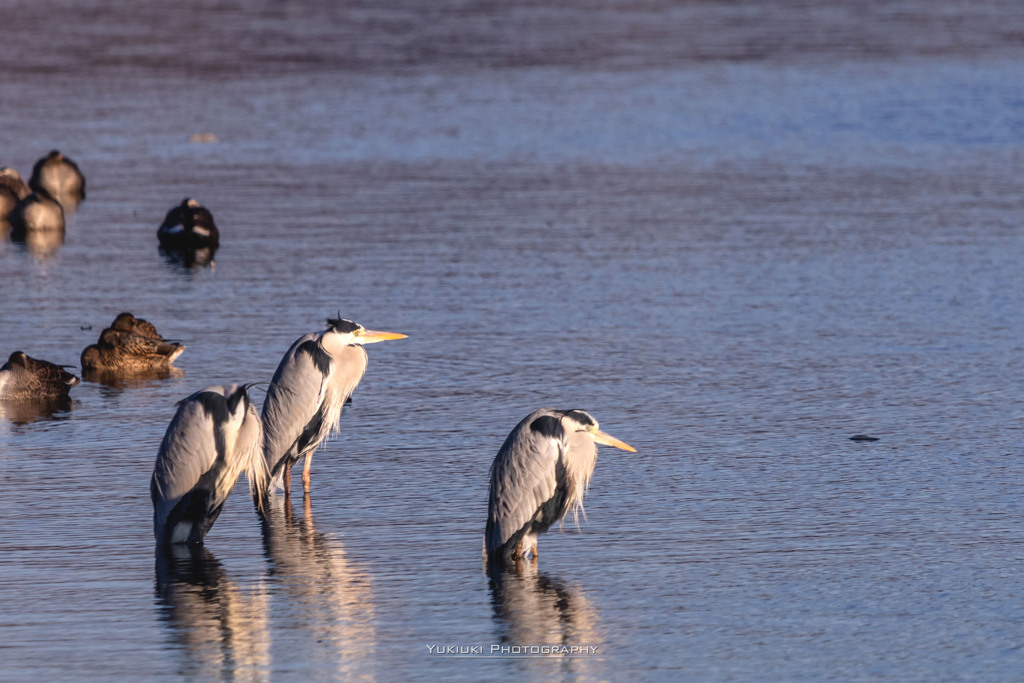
563,409,596,427
326,316,361,334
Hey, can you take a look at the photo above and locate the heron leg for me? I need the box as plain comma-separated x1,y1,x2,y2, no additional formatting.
283,467,291,499
302,451,313,493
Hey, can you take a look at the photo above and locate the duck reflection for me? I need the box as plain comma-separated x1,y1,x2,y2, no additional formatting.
9,220,64,257
84,365,184,392
155,544,270,681
0,396,73,425
160,246,216,268
260,495,376,677
487,562,603,673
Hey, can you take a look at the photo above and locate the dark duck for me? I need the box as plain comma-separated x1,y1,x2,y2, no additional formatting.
157,198,219,250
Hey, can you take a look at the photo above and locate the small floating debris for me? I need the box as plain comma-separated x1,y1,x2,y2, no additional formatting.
850,434,879,442
188,133,218,143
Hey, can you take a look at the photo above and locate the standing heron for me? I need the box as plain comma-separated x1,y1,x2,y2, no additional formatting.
485,408,636,565
151,384,268,546
261,317,407,498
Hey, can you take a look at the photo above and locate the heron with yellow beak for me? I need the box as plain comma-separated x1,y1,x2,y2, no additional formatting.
260,317,407,500
485,408,636,565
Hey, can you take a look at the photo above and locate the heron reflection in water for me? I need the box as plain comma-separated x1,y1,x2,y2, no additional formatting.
487,562,604,673
154,544,270,681
259,494,376,677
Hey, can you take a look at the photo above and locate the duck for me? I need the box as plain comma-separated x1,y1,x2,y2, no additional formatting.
157,198,219,250
0,168,31,200
81,313,185,372
110,311,162,338
0,168,30,222
0,185,18,223
29,150,86,208
10,189,65,234
0,351,80,400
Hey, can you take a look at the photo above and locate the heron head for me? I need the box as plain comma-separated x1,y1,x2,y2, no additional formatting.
325,316,408,346
563,409,636,452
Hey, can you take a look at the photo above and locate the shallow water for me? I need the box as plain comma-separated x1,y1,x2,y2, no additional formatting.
3,1,1024,680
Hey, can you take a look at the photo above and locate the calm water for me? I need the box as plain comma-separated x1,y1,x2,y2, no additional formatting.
3,1,1024,680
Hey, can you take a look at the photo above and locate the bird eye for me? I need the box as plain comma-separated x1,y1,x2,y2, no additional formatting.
353,329,364,336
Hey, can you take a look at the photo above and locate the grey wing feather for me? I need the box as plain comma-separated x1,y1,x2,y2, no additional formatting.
261,333,328,475
237,402,268,503
486,409,563,555
151,399,220,540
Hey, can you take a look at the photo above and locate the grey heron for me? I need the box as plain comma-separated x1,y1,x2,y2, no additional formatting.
29,150,85,208
261,317,407,498
151,384,268,546
81,312,185,372
0,351,79,399
158,198,219,250
485,408,636,565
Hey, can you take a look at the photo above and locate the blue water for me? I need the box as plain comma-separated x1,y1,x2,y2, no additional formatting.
3,1,1024,680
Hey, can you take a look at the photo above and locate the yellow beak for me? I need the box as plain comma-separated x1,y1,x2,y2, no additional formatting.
360,329,408,344
591,429,636,452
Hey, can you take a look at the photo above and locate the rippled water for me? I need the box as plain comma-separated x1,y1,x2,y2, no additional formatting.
3,1,1024,680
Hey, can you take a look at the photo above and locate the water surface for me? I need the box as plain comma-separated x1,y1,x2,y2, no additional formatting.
3,1,1024,680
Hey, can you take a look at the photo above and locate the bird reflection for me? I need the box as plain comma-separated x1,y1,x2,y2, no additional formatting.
9,221,64,257
487,562,604,674
83,365,184,392
155,544,270,681
260,495,376,677
0,396,73,425
159,246,216,268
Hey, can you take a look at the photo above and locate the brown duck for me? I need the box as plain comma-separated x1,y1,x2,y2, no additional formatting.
0,351,80,399
81,313,185,371
0,168,31,222
29,150,86,209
